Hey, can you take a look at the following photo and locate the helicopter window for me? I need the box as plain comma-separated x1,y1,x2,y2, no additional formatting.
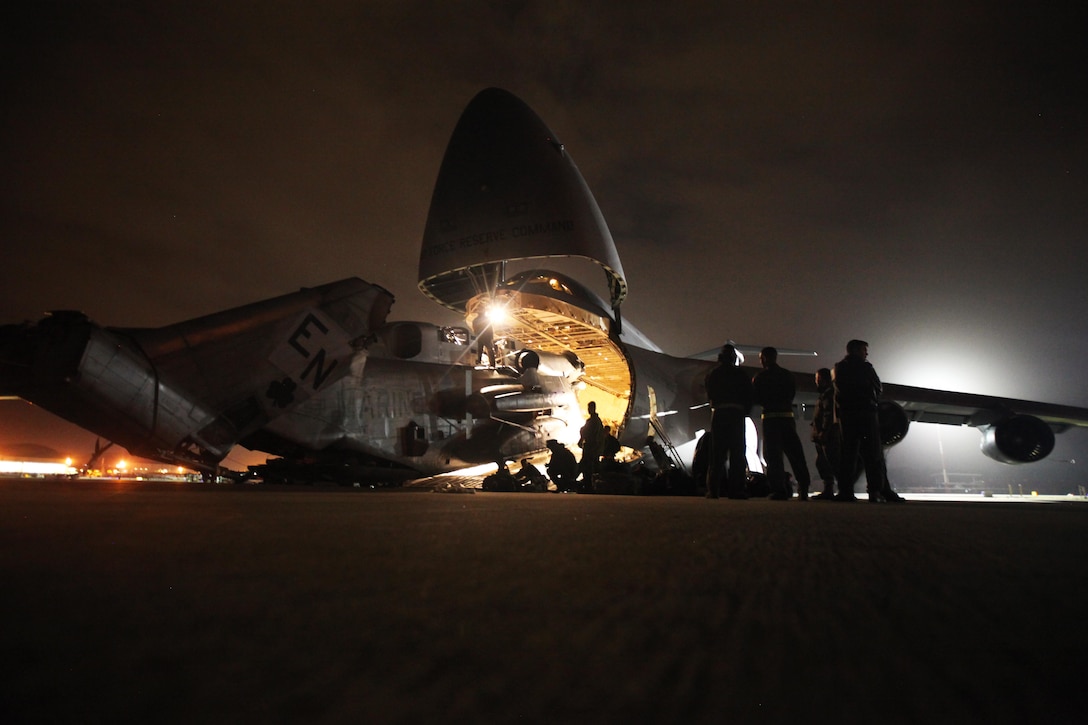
389,323,423,359
439,326,469,345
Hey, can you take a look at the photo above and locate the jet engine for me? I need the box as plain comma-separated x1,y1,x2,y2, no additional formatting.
979,415,1055,464
877,401,910,446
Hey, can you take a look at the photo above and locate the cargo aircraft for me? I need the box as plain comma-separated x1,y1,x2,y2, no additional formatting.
3,88,1087,484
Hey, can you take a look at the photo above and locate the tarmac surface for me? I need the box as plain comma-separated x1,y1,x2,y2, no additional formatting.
2,477,1087,724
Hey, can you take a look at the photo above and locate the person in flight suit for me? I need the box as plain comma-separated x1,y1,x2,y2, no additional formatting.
832,339,903,502
545,439,578,493
703,344,754,499
811,367,840,500
577,401,606,492
752,347,812,500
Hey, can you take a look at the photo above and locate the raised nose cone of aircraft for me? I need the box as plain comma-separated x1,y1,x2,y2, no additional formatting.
418,88,626,314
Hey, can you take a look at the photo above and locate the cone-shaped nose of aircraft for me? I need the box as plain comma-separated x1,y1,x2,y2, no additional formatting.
418,88,626,313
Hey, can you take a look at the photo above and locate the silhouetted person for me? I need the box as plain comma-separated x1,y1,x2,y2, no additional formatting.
482,458,518,492
810,367,840,500
753,347,812,500
545,439,578,493
577,401,606,491
704,344,754,499
514,458,547,492
601,426,622,468
476,326,497,367
832,340,902,502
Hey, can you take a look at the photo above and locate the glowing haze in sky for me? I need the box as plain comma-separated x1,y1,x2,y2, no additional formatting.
2,3,1085,482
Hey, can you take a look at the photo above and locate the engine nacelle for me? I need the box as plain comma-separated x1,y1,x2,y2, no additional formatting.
877,401,910,447
979,415,1055,464
492,390,574,413
514,349,583,379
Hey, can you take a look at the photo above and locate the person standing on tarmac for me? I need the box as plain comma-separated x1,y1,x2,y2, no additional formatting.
752,347,812,500
577,401,606,492
703,344,754,499
811,367,840,500
832,340,903,503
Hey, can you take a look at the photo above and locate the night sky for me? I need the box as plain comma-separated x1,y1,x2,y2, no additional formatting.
2,2,1086,482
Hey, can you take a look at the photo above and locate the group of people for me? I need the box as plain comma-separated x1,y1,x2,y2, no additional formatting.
487,399,621,495
481,457,550,492
542,401,623,493
506,338,903,500
704,339,903,502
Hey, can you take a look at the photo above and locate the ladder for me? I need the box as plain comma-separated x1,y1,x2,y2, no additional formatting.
647,386,688,475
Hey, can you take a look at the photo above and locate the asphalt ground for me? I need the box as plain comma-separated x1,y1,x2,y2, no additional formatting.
2,477,1086,724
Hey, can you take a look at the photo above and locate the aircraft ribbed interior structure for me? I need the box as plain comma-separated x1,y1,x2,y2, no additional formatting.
465,272,632,430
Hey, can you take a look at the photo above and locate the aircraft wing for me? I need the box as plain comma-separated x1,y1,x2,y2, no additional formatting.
785,368,1088,464
880,382,1088,431
883,382,1088,464
786,370,1088,431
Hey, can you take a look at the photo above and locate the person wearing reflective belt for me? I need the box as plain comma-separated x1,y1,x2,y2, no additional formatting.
753,346,812,500
703,344,754,499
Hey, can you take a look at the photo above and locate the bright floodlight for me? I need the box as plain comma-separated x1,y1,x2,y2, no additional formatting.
485,303,509,326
